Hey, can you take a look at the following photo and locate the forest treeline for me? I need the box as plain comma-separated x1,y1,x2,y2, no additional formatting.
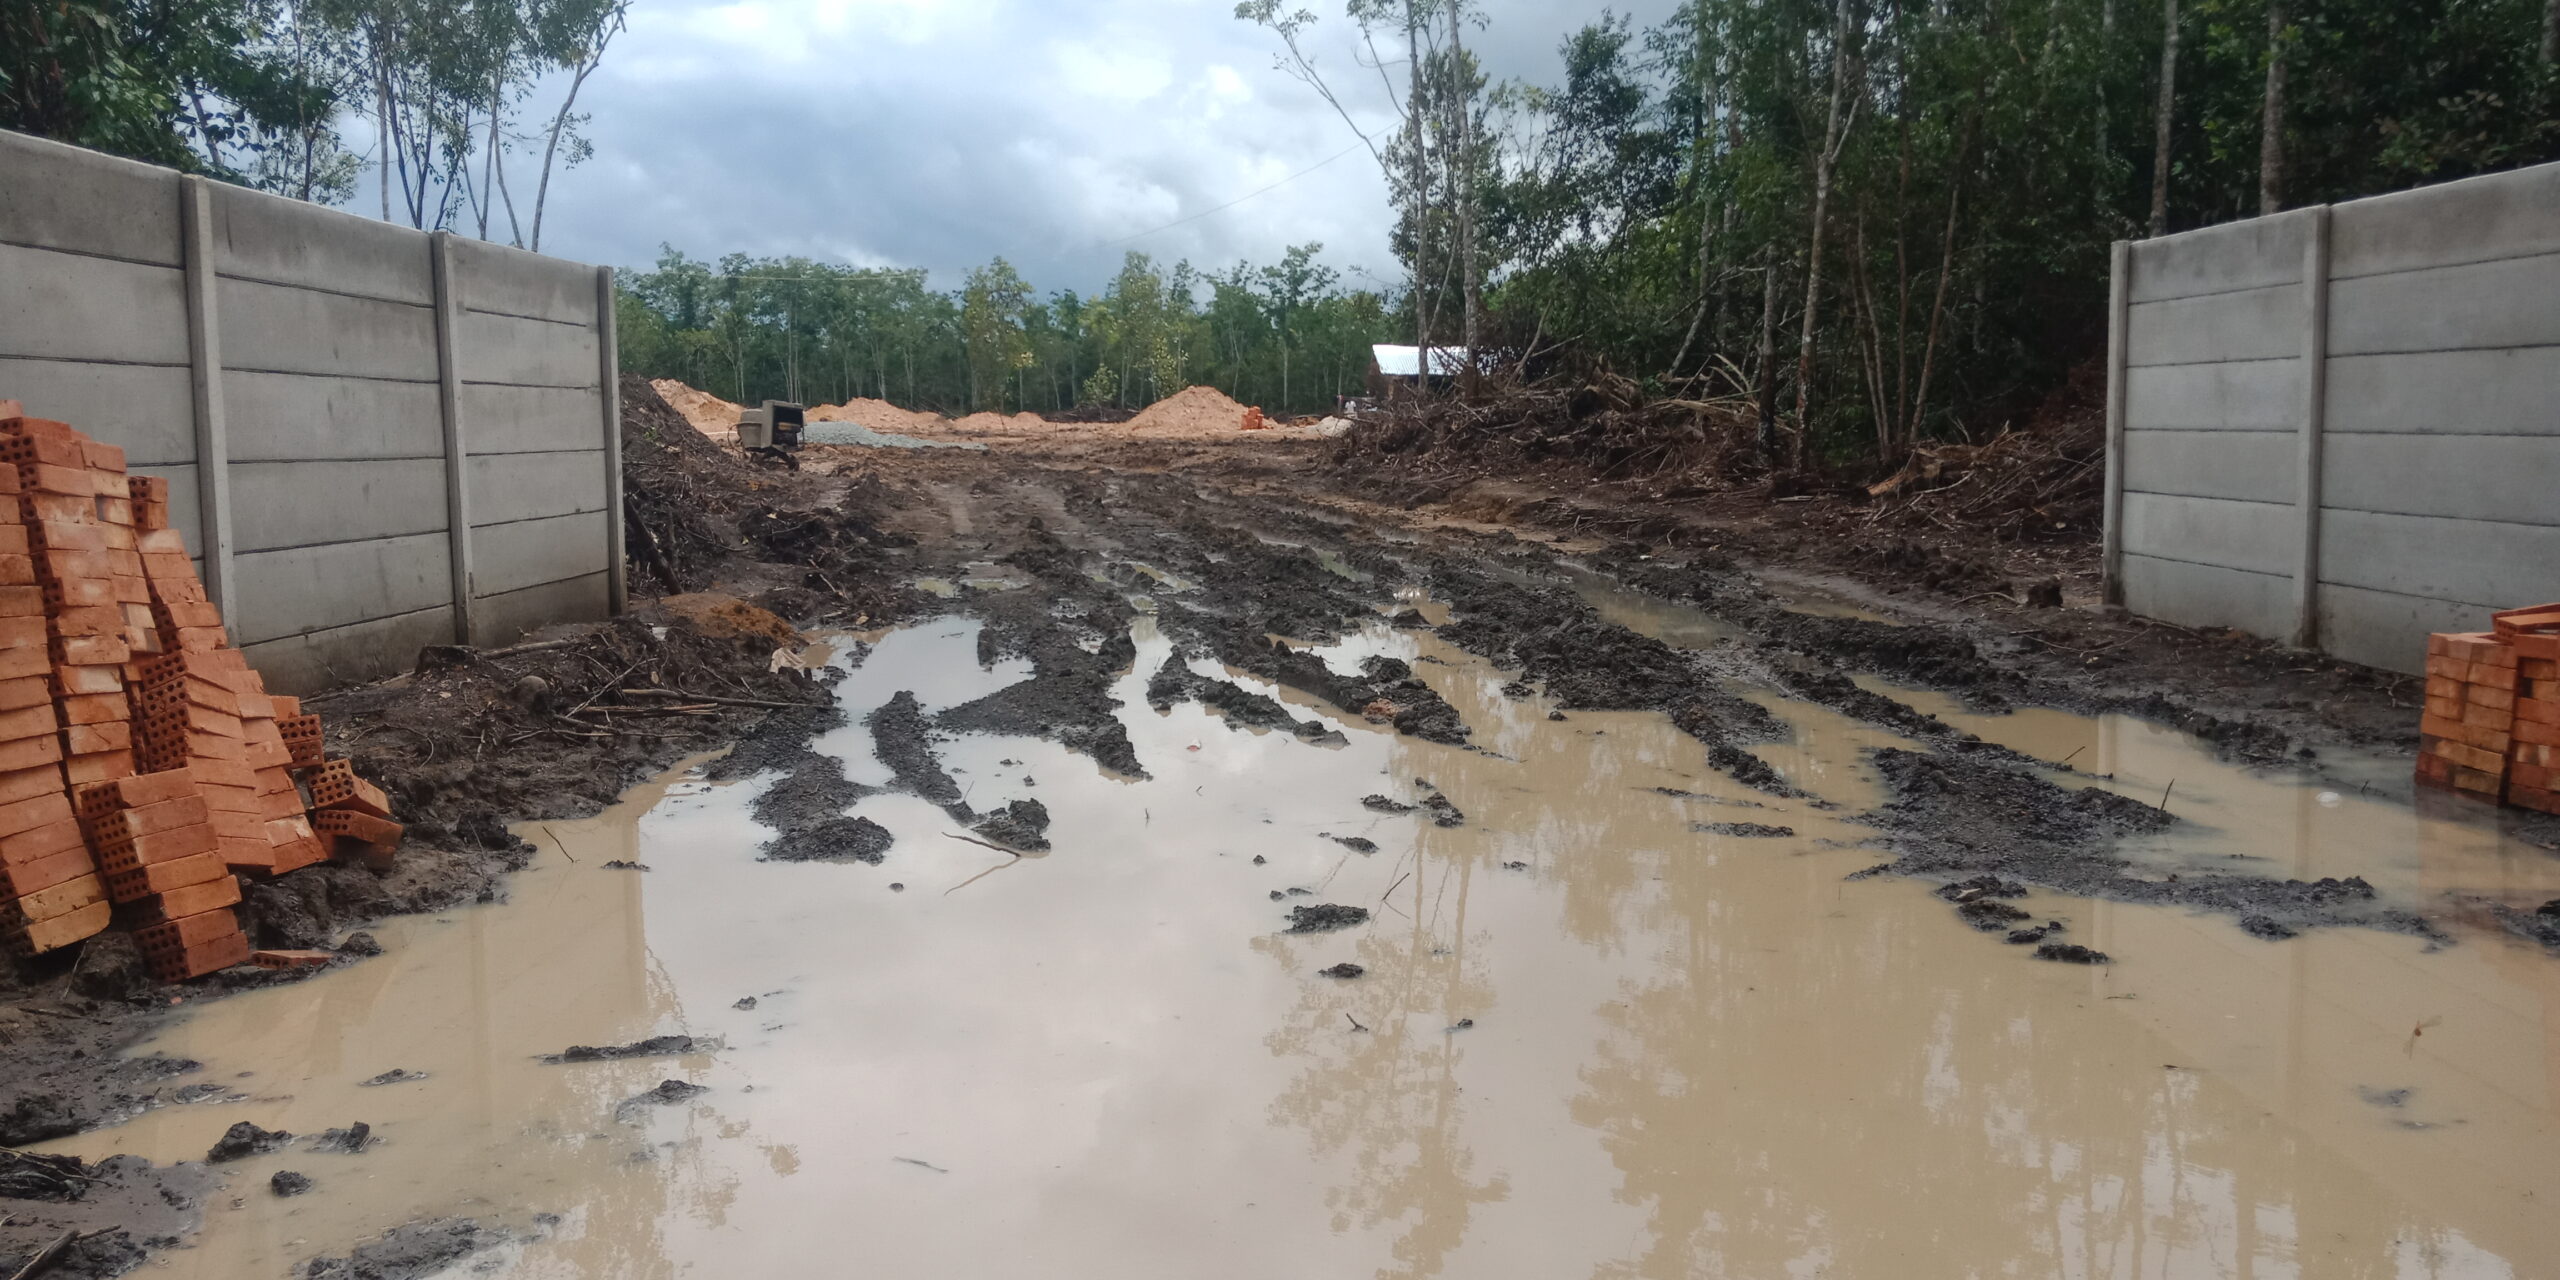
14,2,2553,452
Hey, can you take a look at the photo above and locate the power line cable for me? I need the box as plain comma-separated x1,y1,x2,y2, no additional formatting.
1099,143,1362,248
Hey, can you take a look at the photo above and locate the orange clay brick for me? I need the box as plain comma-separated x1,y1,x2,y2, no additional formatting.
0,555,31,586
123,874,240,927
2515,697,2560,726
2513,761,2556,792
63,721,128,757
0,790,71,841
2424,736,2505,774
4,899,109,956
2440,632,2516,666
2424,654,2468,681
2463,700,2515,730
51,663,119,696
83,794,210,845
19,493,87,523
0,702,57,744
0,528,20,555
2454,767,2504,795
268,832,328,876
270,696,301,718
102,849,222,902
0,764,64,807
255,784,304,821
2425,695,2464,720
80,440,124,473
0,844,96,898
92,822,215,877
0,735,63,772
138,914,249,982
0,434,83,468
2467,663,2518,692
310,808,401,848
2508,786,2560,817
0,677,45,711
48,602,120,637
51,634,128,666
187,758,257,790
0,815,85,867
74,768,193,814
62,751,135,787
12,871,104,923
110,574,149,605
250,949,334,970
0,650,43,682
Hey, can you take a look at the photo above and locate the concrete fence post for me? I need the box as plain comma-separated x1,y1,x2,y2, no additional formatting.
2101,239,2132,607
597,266,626,615
429,232,475,645
178,176,236,616
2290,207,2332,649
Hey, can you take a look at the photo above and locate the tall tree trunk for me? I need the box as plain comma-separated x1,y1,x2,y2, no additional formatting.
1910,113,1977,446
2259,0,2286,215
2098,0,2116,209
2545,0,2558,65
1669,24,1719,382
1793,0,1858,468
1448,0,1482,400
1755,250,1781,460
1405,0,1431,381
2149,0,2180,237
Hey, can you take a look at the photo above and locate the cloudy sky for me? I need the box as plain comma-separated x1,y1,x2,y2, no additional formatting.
536,0,1679,293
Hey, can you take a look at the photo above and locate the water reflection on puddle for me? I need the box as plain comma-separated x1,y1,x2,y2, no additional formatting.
37,600,2560,1279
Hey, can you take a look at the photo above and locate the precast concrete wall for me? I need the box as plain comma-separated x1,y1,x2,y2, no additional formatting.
2103,160,2560,674
0,130,624,692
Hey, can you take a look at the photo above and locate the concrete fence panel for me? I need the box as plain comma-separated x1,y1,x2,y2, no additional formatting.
2106,160,2560,673
0,129,624,692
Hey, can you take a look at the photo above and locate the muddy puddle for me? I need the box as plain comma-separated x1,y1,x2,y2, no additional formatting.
40,589,2560,1277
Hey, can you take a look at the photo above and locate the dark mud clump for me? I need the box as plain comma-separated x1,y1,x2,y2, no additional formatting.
1331,836,1379,854
1318,963,1366,979
1694,822,1795,838
542,1035,721,1065
359,1069,427,1087
2034,943,2111,964
1956,900,2034,931
939,672,1146,778
2005,923,2064,944
208,1121,292,1162
1935,875,2028,901
868,691,969,812
617,1079,709,1119
2241,914,2300,941
750,753,871,835
1286,904,1371,933
2488,898,2560,951
1361,795,1415,815
1420,794,1465,828
768,816,894,865
1867,747,2440,940
1145,661,1344,744
309,1123,372,1154
272,1170,313,1197
299,1217,515,1280
971,799,1052,852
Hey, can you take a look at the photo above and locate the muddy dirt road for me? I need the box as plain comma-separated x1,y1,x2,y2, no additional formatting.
16,431,2560,1278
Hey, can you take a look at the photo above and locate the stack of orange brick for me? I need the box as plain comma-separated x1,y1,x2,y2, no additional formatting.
2493,606,2560,816
2419,633,2519,799
2417,604,2560,816
76,769,245,979
0,402,398,980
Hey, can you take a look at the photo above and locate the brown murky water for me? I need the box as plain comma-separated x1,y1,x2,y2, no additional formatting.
39,594,2560,1278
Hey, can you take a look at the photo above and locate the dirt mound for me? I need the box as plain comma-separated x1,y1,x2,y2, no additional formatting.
1128,386,1253,433
649,380,741,440
658,593,802,647
949,411,1049,433
809,398,947,435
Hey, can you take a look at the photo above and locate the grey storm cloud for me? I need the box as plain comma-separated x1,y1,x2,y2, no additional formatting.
535,0,1678,291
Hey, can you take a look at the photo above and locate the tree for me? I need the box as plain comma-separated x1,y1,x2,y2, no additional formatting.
1261,243,1340,407
2150,0,2181,235
961,257,1034,411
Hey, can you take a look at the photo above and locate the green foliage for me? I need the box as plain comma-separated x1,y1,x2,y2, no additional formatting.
616,245,1401,417
1248,0,2560,462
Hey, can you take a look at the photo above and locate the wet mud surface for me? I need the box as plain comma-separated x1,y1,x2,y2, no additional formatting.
10,431,2560,1276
